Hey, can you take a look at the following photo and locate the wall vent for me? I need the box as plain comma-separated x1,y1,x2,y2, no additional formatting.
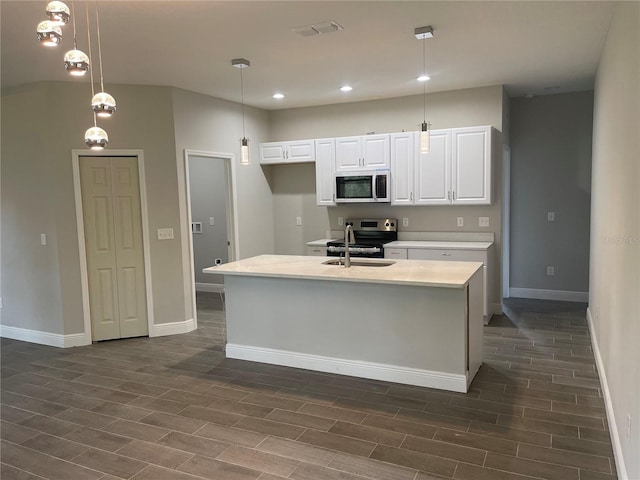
293,20,343,37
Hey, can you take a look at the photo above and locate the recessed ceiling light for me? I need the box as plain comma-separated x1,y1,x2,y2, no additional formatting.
340,85,352,92
417,75,431,82
273,93,285,99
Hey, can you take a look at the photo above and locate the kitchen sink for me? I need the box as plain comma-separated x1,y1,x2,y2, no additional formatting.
322,258,396,267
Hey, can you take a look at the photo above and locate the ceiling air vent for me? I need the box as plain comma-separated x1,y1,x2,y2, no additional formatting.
293,20,343,37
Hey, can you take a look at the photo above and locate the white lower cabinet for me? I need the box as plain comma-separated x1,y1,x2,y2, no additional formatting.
385,244,494,324
306,246,327,256
384,247,408,260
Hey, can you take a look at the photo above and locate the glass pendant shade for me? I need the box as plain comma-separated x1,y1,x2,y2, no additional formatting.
46,1,71,26
92,92,117,117
420,122,431,154
36,21,63,46
63,49,90,76
240,137,250,165
85,126,109,150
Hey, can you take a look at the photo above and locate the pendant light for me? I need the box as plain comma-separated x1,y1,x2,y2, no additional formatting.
415,26,433,154
46,1,70,26
90,3,116,117
64,1,89,76
232,58,250,165
36,20,63,46
83,2,108,150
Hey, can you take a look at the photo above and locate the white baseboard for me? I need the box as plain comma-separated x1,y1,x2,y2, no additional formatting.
150,318,196,337
0,325,90,348
226,343,468,393
509,288,588,303
195,283,224,293
586,307,629,480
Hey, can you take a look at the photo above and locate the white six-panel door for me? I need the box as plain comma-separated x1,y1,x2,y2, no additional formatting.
80,156,148,341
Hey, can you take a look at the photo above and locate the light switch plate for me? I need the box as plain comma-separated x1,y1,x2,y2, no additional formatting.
546,266,555,276
157,228,174,240
296,216,302,226
457,217,464,227
547,211,555,221
209,217,215,226
479,217,489,227
40,233,47,246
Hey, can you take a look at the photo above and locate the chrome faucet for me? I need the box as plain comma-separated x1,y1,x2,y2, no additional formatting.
344,224,355,268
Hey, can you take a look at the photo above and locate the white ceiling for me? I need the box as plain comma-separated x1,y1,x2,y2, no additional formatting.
1,1,615,111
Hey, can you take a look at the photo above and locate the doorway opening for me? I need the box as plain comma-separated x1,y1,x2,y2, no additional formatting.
183,150,239,327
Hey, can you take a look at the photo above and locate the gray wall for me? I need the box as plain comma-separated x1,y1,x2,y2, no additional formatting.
510,92,593,293
267,85,505,306
170,88,272,319
1,82,186,335
589,3,639,477
188,156,228,284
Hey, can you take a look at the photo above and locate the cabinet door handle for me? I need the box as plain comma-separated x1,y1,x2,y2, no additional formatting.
410,192,413,202
448,191,451,201
453,191,456,200
441,253,452,256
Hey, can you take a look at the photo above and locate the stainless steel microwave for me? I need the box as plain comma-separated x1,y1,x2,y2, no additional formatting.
335,169,390,203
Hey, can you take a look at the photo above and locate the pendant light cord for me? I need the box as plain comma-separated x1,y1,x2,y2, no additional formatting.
85,2,96,127
95,2,105,93
240,67,246,137
422,36,426,123
71,0,78,49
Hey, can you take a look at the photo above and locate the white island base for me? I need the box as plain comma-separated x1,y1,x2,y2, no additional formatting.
206,255,484,393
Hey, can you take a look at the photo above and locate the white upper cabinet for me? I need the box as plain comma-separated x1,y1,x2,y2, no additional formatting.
415,129,452,205
260,139,315,165
389,126,492,206
451,126,492,205
390,132,415,205
335,134,390,171
361,135,390,168
315,138,336,206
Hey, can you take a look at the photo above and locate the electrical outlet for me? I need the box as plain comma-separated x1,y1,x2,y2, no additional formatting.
40,233,47,246
209,217,215,226
402,218,409,227
479,217,489,227
547,211,555,222
457,217,464,227
338,216,344,226
296,216,302,226
546,266,555,276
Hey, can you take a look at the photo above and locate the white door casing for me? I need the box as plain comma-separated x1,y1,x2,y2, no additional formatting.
181,150,239,326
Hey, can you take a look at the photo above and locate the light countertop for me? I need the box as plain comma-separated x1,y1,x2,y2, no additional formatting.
306,238,338,247
385,240,493,250
203,254,482,289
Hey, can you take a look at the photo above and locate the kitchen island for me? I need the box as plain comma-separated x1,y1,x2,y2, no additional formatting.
203,255,483,392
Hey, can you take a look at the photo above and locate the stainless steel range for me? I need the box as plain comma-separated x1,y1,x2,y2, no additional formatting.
326,218,398,259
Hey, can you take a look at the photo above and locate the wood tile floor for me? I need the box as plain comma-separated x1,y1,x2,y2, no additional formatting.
1,294,617,480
